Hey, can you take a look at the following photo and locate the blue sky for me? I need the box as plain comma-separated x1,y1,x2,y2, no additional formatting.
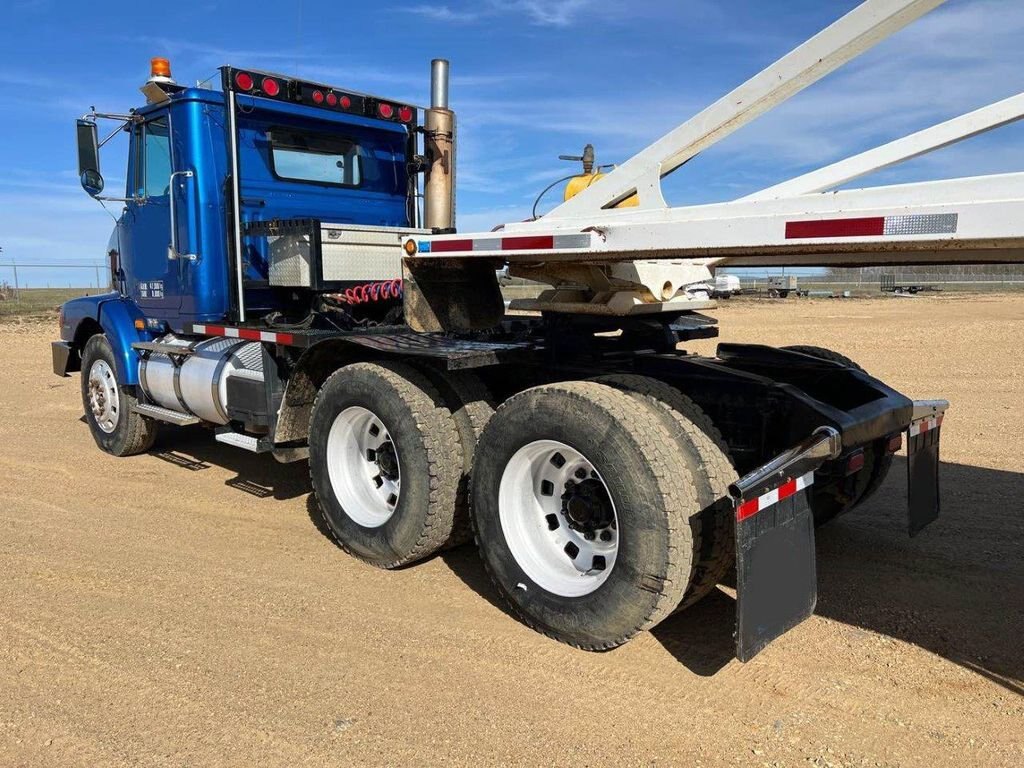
2,0,1024,287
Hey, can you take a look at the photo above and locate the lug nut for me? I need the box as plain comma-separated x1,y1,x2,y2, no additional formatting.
600,530,612,542
584,531,596,541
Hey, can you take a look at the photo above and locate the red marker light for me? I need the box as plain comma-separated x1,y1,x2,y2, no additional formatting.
234,72,254,91
845,450,866,475
311,90,324,104
339,95,351,109
398,105,414,122
377,102,394,119
262,77,280,97
326,92,338,107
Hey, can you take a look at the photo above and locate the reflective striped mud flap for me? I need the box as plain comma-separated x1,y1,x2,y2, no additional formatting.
734,472,818,662
907,411,944,536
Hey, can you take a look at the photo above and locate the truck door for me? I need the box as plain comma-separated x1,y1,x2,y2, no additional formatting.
123,112,183,312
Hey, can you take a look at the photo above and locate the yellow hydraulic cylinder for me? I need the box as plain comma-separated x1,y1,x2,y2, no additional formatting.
564,173,639,207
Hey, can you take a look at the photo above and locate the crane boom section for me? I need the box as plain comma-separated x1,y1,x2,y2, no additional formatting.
536,0,948,220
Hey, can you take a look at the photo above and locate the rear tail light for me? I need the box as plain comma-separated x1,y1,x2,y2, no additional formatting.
398,105,414,122
845,450,866,475
377,102,394,119
234,72,254,91
262,77,280,96
885,434,903,454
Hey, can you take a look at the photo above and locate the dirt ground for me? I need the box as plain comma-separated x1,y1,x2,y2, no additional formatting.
1,294,1021,767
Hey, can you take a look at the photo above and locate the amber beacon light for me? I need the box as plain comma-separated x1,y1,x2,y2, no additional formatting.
150,57,172,81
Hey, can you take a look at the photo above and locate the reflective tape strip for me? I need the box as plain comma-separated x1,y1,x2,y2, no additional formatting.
736,471,814,522
883,214,958,236
192,324,294,346
786,213,958,239
908,413,944,437
418,232,592,254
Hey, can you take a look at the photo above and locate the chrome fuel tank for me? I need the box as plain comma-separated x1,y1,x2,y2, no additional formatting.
138,334,263,424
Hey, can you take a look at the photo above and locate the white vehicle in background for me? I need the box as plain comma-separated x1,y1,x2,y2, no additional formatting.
686,273,742,299
715,273,742,298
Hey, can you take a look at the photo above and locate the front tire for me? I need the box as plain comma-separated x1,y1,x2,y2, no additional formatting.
308,361,463,568
80,334,157,457
471,381,700,650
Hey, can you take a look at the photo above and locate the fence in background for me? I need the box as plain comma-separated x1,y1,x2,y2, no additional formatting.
0,261,109,301
732,266,1024,292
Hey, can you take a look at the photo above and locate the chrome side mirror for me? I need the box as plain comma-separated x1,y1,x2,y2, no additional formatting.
76,119,104,197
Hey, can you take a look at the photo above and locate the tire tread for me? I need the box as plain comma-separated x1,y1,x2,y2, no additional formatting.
309,360,463,568
595,374,737,609
472,380,698,650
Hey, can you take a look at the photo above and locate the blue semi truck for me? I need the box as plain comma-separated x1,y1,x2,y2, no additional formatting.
53,57,947,660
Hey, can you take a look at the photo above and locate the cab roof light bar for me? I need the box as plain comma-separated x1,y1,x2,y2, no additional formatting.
219,66,417,126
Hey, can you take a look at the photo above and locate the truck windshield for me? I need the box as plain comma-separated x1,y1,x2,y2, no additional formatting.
269,129,361,187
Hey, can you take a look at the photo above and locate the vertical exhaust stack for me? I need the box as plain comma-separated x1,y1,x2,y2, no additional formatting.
424,59,456,231
405,57,501,334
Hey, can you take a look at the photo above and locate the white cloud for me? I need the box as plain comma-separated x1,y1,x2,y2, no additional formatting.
502,0,593,27
405,4,481,23
405,0,598,28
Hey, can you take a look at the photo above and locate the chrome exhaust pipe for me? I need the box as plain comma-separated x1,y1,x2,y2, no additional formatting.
430,58,449,110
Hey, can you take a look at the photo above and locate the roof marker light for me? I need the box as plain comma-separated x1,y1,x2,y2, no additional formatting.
262,77,280,97
311,90,324,104
378,102,394,119
398,106,414,122
339,95,351,109
234,71,254,91
326,92,338,107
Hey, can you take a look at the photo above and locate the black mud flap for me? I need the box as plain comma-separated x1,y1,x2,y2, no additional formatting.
907,418,942,536
735,477,817,662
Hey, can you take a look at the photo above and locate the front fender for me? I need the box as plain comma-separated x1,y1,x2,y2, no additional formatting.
59,293,111,342
97,298,150,385
61,294,150,385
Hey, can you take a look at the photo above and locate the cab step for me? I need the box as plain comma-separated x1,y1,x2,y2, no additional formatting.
214,428,272,453
132,403,200,426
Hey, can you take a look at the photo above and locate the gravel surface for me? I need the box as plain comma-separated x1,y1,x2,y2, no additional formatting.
1,294,1021,767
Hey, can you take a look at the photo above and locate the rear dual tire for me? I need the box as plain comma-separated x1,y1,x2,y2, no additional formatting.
594,375,738,610
309,361,493,568
470,381,729,650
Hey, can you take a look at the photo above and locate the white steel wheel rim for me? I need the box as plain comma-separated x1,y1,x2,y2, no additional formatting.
326,406,401,528
498,439,619,598
87,359,120,434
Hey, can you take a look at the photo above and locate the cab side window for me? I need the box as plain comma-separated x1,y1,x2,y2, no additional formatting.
135,117,171,198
